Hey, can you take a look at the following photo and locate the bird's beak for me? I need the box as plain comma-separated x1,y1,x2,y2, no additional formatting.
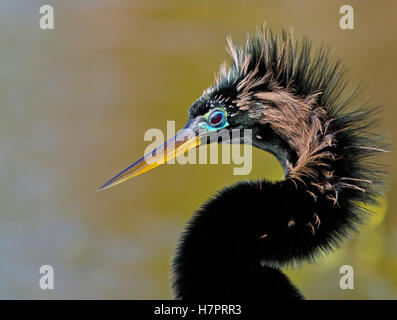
98,118,205,191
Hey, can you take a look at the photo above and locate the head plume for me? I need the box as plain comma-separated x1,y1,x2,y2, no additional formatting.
193,24,388,224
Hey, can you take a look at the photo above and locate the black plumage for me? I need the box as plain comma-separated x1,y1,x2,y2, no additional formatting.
172,26,387,299
100,25,388,300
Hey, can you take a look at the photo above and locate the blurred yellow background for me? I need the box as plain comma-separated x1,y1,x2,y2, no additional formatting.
0,0,395,299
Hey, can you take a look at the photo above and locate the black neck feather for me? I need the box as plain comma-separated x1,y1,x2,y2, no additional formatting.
172,26,387,300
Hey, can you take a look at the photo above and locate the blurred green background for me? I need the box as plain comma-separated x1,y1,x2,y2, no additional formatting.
0,0,395,299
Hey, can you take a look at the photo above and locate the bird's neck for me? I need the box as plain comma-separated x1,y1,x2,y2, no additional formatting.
171,122,335,300
250,124,297,176
172,179,314,300
172,106,382,299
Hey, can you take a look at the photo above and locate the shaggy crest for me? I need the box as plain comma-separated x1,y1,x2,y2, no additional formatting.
170,25,390,300
202,25,387,210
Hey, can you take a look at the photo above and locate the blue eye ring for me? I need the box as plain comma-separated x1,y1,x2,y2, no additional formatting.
199,107,229,131
209,110,225,127
207,108,228,129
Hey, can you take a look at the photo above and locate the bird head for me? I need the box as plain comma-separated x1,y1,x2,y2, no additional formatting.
96,95,252,191
98,26,385,198
97,27,332,191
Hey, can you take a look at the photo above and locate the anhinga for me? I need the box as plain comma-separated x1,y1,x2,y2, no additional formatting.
98,26,386,299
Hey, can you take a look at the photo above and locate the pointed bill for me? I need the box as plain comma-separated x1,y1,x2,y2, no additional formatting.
98,119,204,191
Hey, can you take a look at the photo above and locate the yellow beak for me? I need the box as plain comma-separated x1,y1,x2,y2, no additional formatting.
98,119,203,191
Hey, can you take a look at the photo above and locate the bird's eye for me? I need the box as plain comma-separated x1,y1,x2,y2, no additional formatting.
199,107,229,131
207,109,227,129
209,111,224,126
